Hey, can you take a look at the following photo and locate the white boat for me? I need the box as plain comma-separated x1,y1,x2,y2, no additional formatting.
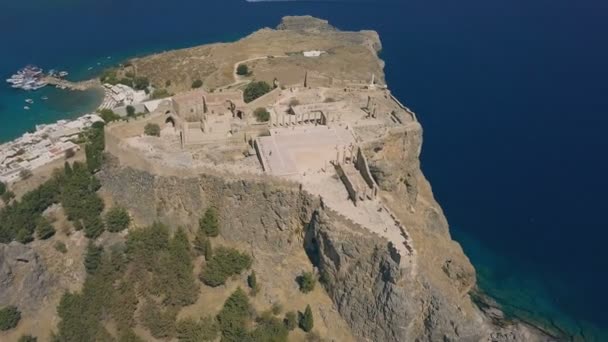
24,106,30,110
58,71,69,77
25,99,34,104
41,96,48,100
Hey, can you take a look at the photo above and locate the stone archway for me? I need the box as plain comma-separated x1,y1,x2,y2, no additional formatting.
165,116,176,128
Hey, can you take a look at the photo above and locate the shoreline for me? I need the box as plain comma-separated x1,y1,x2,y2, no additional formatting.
0,25,600,341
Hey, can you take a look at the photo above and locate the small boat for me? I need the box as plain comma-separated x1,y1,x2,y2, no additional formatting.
41,96,48,100
87,67,93,70
25,99,34,104
24,106,30,110
58,71,69,77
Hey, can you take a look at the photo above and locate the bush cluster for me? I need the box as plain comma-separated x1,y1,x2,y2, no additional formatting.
105,206,130,232
243,81,272,103
144,123,161,137
254,107,270,122
200,247,252,287
0,306,21,331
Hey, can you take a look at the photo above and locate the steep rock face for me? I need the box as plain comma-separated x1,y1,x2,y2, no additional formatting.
99,156,550,341
0,242,53,314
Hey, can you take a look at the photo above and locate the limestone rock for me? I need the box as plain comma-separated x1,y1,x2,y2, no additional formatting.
0,242,54,314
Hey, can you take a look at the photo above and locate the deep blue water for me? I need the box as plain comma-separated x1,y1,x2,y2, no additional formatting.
2,0,607,339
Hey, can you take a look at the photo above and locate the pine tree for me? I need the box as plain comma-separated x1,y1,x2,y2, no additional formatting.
84,243,103,274
192,230,208,256
284,311,297,331
36,217,56,240
299,305,314,332
105,207,130,232
203,238,212,261
64,161,73,176
199,207,219,237
84,216,105,239
248,270,258,295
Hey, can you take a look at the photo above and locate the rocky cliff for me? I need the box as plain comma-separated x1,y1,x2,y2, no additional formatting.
98,139,552,342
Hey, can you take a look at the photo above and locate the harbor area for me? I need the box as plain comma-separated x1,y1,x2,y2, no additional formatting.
0,114,103,184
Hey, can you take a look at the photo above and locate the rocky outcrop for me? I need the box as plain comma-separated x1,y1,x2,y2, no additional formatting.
0,242,54,314
98,154,553,341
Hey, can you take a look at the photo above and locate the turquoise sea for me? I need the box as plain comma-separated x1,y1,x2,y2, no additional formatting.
2,0,607,340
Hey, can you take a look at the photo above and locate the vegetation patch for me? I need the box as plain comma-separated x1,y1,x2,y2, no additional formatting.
200,246,252,287
244,81,272,103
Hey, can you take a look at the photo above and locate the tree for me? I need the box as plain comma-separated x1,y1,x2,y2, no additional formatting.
203,238,212,261
254,108,270,122
236,64,249,76
200,247,251,287
0,181,6,196
144,123,161,137
1,190,15,204
250,314,288,342
284,311,297,331
133,76,150,90
126,105,136,117
199,207,219,237
84,242,103,274
193,230,209,256
248,270,259,295
18,335,37,342
105,207,130,232
20,169,33,180
152,88,171,99
84,216,105,239
217,288,250,341
243,81,272,103
54,241,68,254
297,271,316,293
64,148,76,159
0,306,21,331
36,217,56,240
299,305,314,332
176,316,218,342
99,108,120,123
191,79,203,89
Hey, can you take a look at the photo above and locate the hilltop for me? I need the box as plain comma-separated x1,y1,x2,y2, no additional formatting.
0,16,555,342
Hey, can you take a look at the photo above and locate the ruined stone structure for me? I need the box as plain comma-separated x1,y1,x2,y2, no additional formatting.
160,89,249,147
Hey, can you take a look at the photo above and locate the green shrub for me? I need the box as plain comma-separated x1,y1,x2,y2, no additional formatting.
126,105,136,117
84,215,105,239
133,76,150,90
84,243,103,274
236,64,249,76
217,288,250,341
18,335,37,342
191,79,203,89
20,169,33,180
271,302,282,315
144,123,161,137
1,190,15,204
192,229,208,256
176,316,218,342
200,247,252,287
297,271,316,293
141,300,177,339
199,207,219,237
250,314,288,342
248,270,259,295
151,88,171,99
54,241,68,254
254,108,270,122
284,311,297,331
243,81,272,103
36,217,56,240
117,329,144,342
0,181,6,196
99,109,121,123
0,306,21,331
299,305,314,332
105,207,130,232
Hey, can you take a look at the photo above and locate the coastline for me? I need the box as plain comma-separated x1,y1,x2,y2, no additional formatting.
0,21,599,342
